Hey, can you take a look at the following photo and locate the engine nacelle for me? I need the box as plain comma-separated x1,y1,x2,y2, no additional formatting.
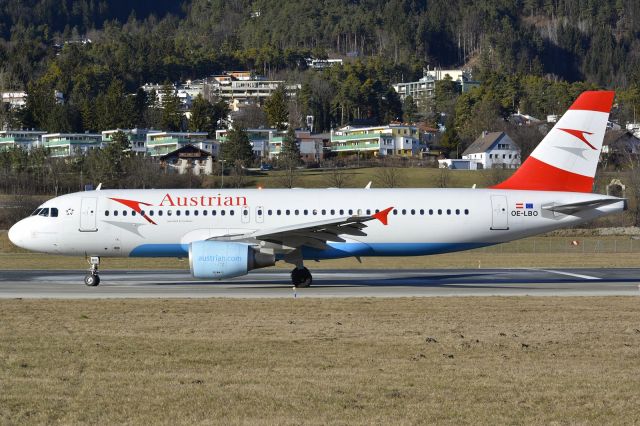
189,241,275,279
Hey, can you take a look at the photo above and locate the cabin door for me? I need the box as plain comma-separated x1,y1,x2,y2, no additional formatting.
490,195,509,230
79,197,98,232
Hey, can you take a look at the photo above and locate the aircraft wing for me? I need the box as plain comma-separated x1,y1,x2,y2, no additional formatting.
213,207,393,250
542,198,627,215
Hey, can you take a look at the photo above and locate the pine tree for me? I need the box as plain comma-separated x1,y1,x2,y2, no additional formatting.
221,127,253,167
264,84,289,130
279,126,301,166
160,82,183,131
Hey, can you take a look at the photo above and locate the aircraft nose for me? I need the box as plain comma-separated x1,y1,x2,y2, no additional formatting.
8,220,25,248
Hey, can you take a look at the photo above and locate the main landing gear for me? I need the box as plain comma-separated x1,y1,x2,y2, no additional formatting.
291,266,312,288
285,249,313,288
84,256,100,286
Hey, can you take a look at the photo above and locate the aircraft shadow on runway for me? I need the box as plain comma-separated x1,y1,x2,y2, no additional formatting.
103,271,631,290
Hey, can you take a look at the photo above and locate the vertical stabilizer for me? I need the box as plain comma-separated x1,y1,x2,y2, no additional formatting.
492,91,614,192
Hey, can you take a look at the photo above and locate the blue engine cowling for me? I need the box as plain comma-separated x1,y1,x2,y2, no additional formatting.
189,241,275,279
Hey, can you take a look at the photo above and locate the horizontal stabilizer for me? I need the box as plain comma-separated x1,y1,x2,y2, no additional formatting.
542,198,626,215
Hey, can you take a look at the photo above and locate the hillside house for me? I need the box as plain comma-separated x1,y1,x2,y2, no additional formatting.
461,131,520,169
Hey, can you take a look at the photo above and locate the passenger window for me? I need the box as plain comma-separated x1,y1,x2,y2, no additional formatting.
464,209,469,215
393,209,398,215
322,209,326,215
411,209,415,215
105,210,109,216
437,209,442,215
402,209,406,215
277,210,282,215
429,209,433,215
194,210,199,216
340,209,344,215
167,210,172,216
176,210,181,216
331,209,335,215
203,210,207,216
366,209,371,215
348,209,353,215
312,209,317,215
420,209,424,215
212,210,216,216
132,211,137,216
123,211,127,216
114,211,118,216
158,210,163,216
230,210,234,216
303,209,308,215
295,210,299,215
447,209,451,215
243,210,249,216
185,210,190,216
286,210,290,215
455,209,460,215
149,210,154,216
221,210,225,216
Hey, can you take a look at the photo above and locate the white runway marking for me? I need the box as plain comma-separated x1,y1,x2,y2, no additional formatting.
534,269,601,280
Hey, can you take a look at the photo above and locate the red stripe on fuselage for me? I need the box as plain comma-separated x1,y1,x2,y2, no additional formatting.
568,91,615,113
490,156,594,192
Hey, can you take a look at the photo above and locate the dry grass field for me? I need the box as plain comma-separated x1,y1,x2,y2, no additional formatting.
1,298,639,424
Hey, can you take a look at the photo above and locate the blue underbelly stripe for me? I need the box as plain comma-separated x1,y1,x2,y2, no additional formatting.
129,242,493,259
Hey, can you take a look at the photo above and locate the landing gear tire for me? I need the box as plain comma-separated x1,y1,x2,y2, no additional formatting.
85,256,100,287
291,267,312,288
84,274,100,286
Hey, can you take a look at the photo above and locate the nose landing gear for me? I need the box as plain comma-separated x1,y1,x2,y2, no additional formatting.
84,256,100,286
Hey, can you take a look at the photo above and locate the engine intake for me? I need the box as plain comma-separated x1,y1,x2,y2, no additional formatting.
189,241,275,279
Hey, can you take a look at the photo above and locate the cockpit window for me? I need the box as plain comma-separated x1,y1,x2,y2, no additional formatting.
38,208,50,217
31,208,42,216
50,208,58,217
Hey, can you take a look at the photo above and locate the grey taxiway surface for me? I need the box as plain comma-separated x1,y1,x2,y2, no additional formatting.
0,268,639,298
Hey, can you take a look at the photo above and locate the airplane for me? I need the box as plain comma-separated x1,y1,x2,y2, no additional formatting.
8,91,626,288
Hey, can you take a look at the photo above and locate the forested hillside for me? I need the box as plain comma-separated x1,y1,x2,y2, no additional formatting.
1,0,640,141
2,0,640,85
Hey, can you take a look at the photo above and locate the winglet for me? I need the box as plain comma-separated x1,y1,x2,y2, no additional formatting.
372,207,393,225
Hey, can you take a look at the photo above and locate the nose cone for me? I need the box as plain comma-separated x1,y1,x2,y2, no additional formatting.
8,220,25,249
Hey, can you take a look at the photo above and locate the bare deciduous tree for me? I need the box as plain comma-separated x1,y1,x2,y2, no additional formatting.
376,167,403,188
325,168,350,188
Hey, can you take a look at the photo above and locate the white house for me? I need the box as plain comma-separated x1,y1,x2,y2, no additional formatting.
461,131,520,169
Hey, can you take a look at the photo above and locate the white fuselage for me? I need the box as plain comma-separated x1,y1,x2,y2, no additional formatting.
8,188,625,260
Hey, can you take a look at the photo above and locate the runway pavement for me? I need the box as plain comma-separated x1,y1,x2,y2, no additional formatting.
0,268,640,298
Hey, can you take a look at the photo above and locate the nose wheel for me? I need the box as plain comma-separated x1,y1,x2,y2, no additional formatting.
84,274,100,286
85,256,100,287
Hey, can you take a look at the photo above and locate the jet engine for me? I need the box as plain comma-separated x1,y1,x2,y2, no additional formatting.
189,241,275,279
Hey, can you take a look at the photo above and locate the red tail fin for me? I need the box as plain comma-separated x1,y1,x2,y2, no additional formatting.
491,91,614,192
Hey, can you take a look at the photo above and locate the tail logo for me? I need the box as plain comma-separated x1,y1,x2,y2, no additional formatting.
558,128,596,150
